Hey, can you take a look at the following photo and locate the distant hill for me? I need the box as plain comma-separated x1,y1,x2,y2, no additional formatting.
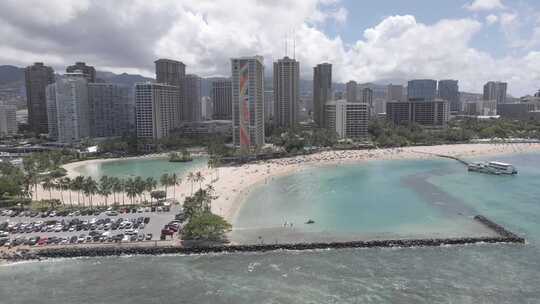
0,65,24,85
96,71,153,87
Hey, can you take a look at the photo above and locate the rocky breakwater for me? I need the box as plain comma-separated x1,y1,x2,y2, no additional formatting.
7,215,524,261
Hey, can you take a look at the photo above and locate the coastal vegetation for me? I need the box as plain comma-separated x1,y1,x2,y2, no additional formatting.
182,184,231,242
369,118,540,147
168,149,193,162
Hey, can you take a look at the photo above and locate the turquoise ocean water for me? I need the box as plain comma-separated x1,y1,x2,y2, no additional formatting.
2,153,540,303
70,157,208,180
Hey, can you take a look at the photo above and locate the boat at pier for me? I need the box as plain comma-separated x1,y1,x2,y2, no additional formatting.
468,161,518,175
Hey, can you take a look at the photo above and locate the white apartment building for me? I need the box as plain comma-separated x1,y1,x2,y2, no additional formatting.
325,100,369,139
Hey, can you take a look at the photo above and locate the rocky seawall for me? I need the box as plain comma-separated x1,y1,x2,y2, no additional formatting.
2,215,525,262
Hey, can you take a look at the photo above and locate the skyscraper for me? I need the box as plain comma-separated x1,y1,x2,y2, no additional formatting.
438,80,460,112
407,79,437,101
346,80,357,103
25,62,55,133
313,63,332,127
0,105,17,136
231,56,265,149
47,72,90,143
386,84,404,102
273,56,299,128
211,79,232,120
66,62,96,83
155,59,186,87
88,83,133,138
135,82,181,140
182,74,202,122
45,84,58,140
264,90,274,125
361,88,373,106
483,81,507,104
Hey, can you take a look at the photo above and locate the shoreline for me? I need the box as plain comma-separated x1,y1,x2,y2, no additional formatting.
212,142,540,224
53,143,540,225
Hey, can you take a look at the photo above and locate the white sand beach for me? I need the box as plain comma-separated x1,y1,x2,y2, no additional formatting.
45,143,540,223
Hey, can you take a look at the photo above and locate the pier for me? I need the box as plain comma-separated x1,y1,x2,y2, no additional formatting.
5,215,524,261
411,150,470,166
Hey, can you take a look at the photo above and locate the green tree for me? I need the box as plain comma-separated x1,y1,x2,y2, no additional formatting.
82,177,98,208
160,173,170,197
182,211,232,242
99,176,113,206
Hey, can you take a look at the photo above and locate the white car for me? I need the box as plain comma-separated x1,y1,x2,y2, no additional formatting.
54,225,62,232
122,235,130,242
124,229,138,235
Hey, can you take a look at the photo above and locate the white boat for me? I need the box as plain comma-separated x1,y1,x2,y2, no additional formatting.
468,161,517,175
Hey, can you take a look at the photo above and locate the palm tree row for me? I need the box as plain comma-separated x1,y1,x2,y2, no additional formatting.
40,175,164,208
39,170,209,208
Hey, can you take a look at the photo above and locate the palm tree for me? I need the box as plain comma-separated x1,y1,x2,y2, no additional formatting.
187,172,195,195
99,176,113,206
134,176,146,204
145,177,157,205
195,171,205,190
160,173,170,198
72,176,85,207
82,177,98,209
60,177,72,208
111,177,123,205
42,177,55,201
170,173,181,201
52,179,63,204
125,178,137,205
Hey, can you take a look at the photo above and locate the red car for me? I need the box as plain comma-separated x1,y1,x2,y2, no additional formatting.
161,228,174,236
37,237,48,246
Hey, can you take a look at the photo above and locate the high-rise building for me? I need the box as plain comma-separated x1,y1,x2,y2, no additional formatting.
47,72,90,143
361,88,374,117
361,88,373,106
155,59,186,87
182,74,202,122
438,80,460,113
483,81,507,104
387,84,404,102
386,100,449,127
0,105,17,136
273,56,299,128
346,80,358,103
211,79,232,120
325,100,368,139
231,56,265,149
135,82,181,140
407,79,437,101
66,62,96,83
25,62,55,133
45,84,58,140
88,83,133,138
313,63,332,127
264,90,274,125
201,96,213,120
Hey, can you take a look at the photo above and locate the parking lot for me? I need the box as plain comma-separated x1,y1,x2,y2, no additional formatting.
0,205,185,248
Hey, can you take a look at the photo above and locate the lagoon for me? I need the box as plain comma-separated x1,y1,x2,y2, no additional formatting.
69,156,208,180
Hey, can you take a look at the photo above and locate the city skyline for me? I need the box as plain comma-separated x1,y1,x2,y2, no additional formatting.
0,0,539,96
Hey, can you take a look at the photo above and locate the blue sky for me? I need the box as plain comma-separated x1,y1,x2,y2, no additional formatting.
325,0,536,58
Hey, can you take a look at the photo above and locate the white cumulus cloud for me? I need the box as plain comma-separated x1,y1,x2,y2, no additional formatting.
465,0,505,12
0,0,538,96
